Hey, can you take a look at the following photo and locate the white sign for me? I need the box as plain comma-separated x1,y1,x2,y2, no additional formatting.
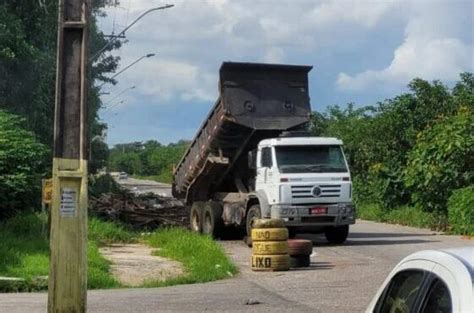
60,188,77,218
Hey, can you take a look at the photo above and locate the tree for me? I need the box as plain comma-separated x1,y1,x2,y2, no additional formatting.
404,107,473,213
0,110,47,219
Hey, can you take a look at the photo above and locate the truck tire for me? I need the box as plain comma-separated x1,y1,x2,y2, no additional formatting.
202,202,223,238
324,225,349,244
287,239,313,256
251,228,288,241
289,255,311,268
190,202,204,233
252,241,288,255
246,204,262,238
251,254,290,271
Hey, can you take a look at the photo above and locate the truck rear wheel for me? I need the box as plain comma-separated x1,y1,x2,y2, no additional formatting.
324,225,349,244
202,202,223,238
190,202,204,233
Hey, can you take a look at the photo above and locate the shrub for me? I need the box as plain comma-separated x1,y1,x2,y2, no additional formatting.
0,110,48,219
404,107,473,213
447,186,474,235
88,173,123,198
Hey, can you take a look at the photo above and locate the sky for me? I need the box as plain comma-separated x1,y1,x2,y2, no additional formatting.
97,0,474,146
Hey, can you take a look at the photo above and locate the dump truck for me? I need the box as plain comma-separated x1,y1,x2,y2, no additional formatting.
172,62,355,244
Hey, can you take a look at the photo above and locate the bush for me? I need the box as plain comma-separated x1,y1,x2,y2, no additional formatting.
448,186,474,235
404,107,473,213
0,110,48,219
88,173,123,198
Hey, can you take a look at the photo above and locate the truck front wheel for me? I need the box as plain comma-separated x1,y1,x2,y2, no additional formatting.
246,204,262,238
202,202,223,238
190,202,204,233
324,225,349,244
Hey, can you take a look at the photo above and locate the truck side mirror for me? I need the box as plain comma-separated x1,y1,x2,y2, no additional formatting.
248,150,257,169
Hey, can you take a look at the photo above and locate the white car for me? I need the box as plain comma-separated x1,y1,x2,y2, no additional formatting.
366,248,473,313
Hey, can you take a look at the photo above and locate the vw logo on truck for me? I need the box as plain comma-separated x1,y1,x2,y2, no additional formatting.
312,186,322,197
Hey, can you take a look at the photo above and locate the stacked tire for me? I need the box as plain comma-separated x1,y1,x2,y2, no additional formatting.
287,239,313,268
251,219,290,271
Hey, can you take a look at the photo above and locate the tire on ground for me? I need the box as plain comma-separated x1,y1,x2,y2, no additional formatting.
251,254,290,271
251,228,288,241
289,255,311,268
253,218,285,229
287,239,313,256
324,225,349,244
252,241,288,255
202,202,223,238
190,202,204,233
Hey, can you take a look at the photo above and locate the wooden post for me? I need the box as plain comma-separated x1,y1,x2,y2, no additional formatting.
48,0,90,312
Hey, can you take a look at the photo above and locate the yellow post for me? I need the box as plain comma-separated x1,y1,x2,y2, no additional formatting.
48,0,90,312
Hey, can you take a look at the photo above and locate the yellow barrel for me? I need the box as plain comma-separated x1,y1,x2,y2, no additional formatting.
252,241,289,255
251,254,290,271
251,228,288,241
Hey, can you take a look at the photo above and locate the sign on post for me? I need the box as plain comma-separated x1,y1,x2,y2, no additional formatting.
42,179,53,205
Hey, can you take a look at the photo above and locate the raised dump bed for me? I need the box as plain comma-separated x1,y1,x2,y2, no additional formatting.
172,62,312,203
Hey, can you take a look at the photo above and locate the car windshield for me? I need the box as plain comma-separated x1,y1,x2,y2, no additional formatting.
275,145,348,173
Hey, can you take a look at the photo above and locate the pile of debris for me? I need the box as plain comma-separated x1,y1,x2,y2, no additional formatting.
90,192,188,229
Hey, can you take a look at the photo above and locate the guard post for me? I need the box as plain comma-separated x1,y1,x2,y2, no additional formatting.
48,0,90,312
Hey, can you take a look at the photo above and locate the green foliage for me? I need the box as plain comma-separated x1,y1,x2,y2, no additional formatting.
88,173,123,198
447,186,474,236
108,140,189,182
0,111,47,219
90,139,109,174
404,107,473,213
318,74,472,224
87,241,120,289
357,203,437,229
145,228,237,287
0,213,126,291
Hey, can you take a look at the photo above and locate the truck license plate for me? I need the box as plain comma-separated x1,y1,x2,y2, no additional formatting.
310,207,327,215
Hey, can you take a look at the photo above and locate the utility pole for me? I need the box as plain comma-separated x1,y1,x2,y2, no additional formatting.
48,0,90,312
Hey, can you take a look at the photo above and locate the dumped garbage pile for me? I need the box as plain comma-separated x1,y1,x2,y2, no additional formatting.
90,192,188,229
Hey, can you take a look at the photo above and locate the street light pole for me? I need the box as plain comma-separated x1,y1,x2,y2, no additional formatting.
97,53,155,89
90,4,173,62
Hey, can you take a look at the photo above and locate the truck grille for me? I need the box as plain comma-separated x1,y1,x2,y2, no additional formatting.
291,184,341,199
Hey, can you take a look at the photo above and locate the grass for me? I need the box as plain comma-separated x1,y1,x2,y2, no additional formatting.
357,203,441,230
0,213,237,291
144,227,237,287
88,217,137,245
0,213,137,292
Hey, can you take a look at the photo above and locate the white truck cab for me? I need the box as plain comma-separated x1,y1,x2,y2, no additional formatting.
252,136,355,242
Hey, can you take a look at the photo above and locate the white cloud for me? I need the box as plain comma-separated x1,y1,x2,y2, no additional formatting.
336,0,474,91
99,0,473,102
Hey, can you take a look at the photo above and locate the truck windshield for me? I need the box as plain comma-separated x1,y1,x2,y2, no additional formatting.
275,145,348,173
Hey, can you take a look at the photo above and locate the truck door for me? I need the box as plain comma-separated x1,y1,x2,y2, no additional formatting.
256,146,272,186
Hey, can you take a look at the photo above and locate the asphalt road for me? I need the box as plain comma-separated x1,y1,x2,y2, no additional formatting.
117,177,172,197
1,220,472,312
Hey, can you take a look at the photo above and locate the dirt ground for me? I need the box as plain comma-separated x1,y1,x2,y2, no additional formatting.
99,244,184,286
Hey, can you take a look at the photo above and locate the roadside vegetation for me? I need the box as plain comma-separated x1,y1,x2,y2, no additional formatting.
0,213,236,291
144,228,237,287
0,213,129,292
311,74,473,235
108,140,189,183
